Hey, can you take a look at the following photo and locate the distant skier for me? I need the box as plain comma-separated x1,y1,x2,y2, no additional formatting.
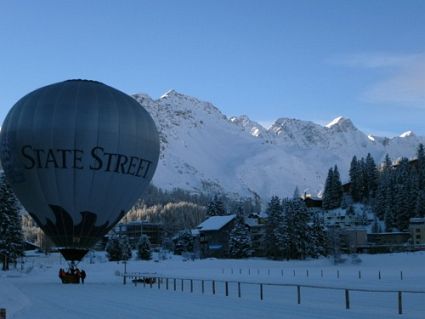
80,270,86,284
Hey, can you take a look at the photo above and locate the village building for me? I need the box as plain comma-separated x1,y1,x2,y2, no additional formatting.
409,217,425,247
196,214,236,258
113,221,163,248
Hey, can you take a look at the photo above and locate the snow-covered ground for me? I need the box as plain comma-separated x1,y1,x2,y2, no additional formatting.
1,251,425,318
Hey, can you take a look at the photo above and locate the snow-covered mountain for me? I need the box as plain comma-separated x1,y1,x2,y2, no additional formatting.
133,90,425,200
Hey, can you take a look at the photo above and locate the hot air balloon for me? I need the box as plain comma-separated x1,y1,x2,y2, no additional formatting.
0,79,160,267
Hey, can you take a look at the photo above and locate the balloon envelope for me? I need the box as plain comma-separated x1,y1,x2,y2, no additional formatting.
0,80,160,259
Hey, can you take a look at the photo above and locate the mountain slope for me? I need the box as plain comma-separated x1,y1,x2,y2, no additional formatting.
133,91,425,200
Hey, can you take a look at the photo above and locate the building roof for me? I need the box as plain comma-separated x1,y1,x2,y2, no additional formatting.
197,214,236,231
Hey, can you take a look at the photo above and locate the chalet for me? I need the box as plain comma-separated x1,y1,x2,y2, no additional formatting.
197,214,236,258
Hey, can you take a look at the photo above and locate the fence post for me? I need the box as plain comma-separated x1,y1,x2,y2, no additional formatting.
212,280,216,295
345,289,350,309
358,271,361,279
400,271,403,281
158,277,160,289
0,308,5,319
150,280,153,289
166,278,169,290
202,280,205,294
239,268,242,275
379,271,381,280
238,282,241,298
398,291,403,315
297,286,301,304
123,273,126,285
174,278,176,291
337,270,340,279
321,269,323,278
181,279,184,292
281,269,284,277
190,279,193,293
134,277,137,287
225,281,229,296
249,268,251,276
143,279,146,288
260,284,263,300
306,270,309,278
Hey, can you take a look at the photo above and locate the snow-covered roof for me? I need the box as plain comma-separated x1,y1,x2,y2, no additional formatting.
197,214,236,231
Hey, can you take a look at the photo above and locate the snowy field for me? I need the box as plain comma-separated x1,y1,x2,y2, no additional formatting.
1,251,425,319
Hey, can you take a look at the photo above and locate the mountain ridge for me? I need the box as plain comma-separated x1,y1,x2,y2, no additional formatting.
133,90,424,200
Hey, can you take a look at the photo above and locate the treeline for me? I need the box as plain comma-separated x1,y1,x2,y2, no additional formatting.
322,143,425,232
127,185,261,238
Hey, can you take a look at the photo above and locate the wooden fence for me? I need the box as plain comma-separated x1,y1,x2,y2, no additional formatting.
122,272,425,315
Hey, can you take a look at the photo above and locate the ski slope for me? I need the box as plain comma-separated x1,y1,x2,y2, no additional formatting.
1,252,425,318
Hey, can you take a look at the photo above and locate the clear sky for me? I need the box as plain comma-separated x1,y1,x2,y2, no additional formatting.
0,0,424,136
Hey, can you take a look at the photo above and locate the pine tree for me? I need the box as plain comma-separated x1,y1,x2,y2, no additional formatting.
105,234,132,261
331,165,343,208
286,199,311,259
310,215,329,257
174,230,194,255
349,156,362,202
206,195,227,216
0,175,24,271
120,235,132,261
105,235,123,261
417,143,425,190
265,196,283,259
322,168,334,210
137,235,152,260
322,166,342,210
365,153,379,199
228,210,252,258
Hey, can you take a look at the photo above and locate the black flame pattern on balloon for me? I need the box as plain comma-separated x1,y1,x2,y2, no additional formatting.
29,205,126,248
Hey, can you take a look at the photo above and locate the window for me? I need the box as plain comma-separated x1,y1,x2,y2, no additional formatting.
416,234,421,239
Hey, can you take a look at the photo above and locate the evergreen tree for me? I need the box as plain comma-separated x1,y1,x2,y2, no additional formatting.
105,235,123,261
120,235,132,261
310,215,329,257
374,154,393,220
265,196,283,259
417,143,425,190
228,210,252,258
331,165,343,208
322,166,343,210
365,153,379,199
206,195,227,216
174,230,194,255
286,199,311,259
105,234,132,261
322,168,334,210
349,156,363,202
415,190,425,217
137,234,152,260
0,175,24,271
393,158,414,231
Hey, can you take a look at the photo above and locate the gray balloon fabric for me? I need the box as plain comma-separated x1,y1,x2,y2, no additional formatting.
0,80,160,250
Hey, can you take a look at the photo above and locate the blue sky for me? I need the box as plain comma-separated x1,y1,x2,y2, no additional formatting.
0,0,424,136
